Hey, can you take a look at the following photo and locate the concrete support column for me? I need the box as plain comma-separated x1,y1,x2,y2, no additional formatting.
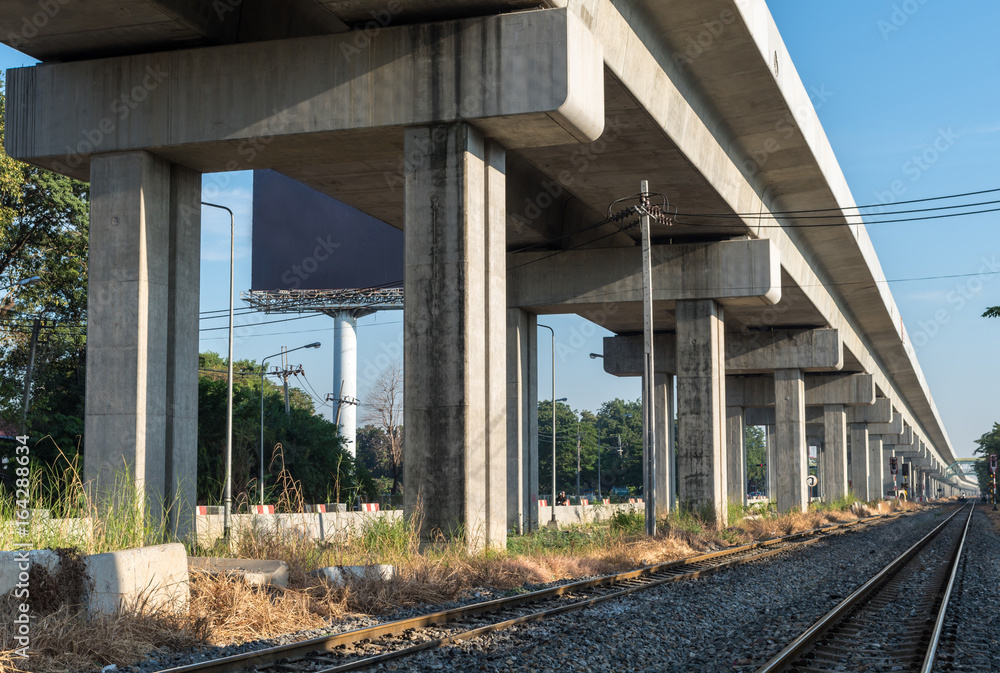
868,435,884,499
849,423,870,500
675,299,727,524
506,308,538,533
653,372,675,515
774,369,808,512
766,424,776,501
726,406,745,507
822,405,848,502
85,151,200,539
333,311,359,456
403,123,506,549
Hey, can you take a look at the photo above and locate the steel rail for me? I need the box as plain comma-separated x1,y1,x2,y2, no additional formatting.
158,511,904,673
753,504,969,673
920,504,974,673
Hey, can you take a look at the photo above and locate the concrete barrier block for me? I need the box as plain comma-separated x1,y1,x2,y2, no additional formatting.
0,549,60,595
312,564,395,585
85,543,189,615
188,557,289,588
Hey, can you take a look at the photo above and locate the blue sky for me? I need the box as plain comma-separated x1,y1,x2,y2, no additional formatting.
2,0,997,459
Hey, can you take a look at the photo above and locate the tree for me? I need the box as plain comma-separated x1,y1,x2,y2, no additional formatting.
972,422,1000,498
360,363,404,494
745,425,767,493
984,307,1000,318
0,80,90,478
196,352,360,507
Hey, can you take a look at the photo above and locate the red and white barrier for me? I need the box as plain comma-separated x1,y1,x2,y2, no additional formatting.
538,499,548,507
253,504,275,514
362,502,380,512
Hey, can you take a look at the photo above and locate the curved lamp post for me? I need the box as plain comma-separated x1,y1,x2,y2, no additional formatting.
259,342,321,506
538,323,569,527
201,202,236,538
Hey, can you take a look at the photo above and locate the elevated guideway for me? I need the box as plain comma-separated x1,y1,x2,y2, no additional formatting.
1,0,971,544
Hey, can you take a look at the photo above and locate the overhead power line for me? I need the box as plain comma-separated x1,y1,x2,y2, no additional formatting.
675,186,1000,218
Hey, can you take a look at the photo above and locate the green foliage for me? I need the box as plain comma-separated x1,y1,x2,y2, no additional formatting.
972,422,1000,496
0,81,90,493
506,523,600,556
745,425,767,493
661,508,705,536
983,306,1000,318
537,397,644,498
196,353,360,507
609,505,645,534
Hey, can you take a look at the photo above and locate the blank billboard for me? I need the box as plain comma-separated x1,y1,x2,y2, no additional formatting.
251,170,404,291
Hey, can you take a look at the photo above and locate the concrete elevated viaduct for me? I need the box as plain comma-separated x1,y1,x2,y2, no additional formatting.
2,0,977,544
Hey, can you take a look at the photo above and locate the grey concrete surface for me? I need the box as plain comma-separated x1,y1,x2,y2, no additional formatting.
653,372,675,515
675,299,727,524
822,405,848,502
849,423,870,500
84,151,198,534
774,368,807,513
725,373,874,408
506,308,538,533
403,123,506,549
188,557,289,588
726,406,745,507
1,0,978,537
868,436,886,499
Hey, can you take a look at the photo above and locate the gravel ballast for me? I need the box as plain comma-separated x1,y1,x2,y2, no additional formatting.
138,505,1000,673
367,506,999,673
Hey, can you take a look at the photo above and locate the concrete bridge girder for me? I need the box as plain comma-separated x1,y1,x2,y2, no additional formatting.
2,0,959,537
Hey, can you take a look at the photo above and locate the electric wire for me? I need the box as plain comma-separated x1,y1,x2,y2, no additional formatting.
677,197,1000,220
675,186,1000,218
674,205,1000,228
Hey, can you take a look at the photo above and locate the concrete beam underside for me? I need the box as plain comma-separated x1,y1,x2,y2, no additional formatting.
403,123,506,549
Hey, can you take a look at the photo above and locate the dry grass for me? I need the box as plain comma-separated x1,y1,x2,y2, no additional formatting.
0,597,197,672
0,476,930,672
186,572,327,646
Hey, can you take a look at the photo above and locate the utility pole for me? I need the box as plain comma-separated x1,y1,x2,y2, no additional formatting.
639,180,656,537
20,317,41,436
576,419,581,498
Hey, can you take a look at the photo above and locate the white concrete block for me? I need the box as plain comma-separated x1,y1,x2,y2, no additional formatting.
85,543,189,615
188,557,289,589
312,564,395,586
0,549,60,595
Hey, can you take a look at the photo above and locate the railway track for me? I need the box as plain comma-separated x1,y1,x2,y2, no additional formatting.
754,504,974,673
159,512,905,673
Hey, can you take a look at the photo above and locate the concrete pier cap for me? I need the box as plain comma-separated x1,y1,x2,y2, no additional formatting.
5,8,606,175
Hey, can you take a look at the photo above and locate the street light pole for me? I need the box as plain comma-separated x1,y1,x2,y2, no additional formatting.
538,323,564,527
259,342,321,506
201,202,236,539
